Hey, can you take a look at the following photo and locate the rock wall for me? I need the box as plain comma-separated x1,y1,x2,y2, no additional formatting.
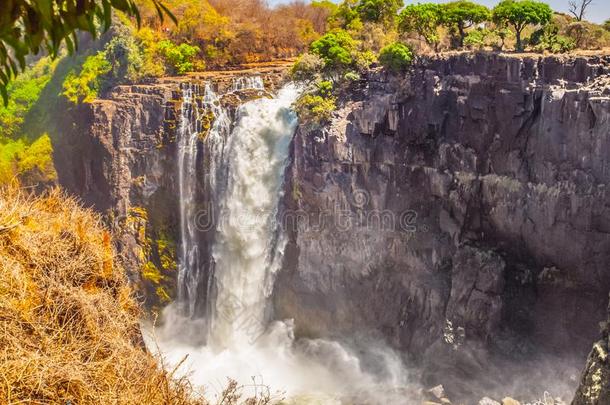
273,53,610,400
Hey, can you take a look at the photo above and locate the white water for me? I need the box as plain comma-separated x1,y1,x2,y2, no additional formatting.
152,79,415,404
208,84,296,348
176,83,202,317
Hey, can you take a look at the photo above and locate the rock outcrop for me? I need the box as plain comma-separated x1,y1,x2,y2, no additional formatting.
573,294,610,405
273,53,610,400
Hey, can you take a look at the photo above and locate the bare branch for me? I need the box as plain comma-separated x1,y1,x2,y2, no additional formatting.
568,0,594,21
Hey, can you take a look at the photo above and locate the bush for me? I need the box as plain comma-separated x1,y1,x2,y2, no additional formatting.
566,21,610,49
464,28,490,49
62,52,112,104
378,42,413,72
310,30,357,71
295,93,337,124
105,26,144,83
0,134,56,185
291,53,325,82
530,23,576,53
157,40,201,75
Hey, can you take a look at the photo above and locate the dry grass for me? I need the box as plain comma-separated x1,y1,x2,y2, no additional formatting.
0,185,206,405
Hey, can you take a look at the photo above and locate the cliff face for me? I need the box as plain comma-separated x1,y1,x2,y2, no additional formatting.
274,53,610,399
56,54,610,401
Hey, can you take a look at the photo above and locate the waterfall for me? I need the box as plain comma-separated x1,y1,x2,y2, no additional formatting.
156,78,411,403
209,84,299,347
231,76,265,91
176,83,202,318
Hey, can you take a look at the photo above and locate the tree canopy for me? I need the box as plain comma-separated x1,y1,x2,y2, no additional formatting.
310,30,356,71
493,0,553,51
398,3,443,50
442,1,491,47
356,0,403,25
0,0,174,103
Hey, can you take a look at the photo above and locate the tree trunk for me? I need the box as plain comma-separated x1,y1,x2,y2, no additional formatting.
458,25,465,48
515,29,523,52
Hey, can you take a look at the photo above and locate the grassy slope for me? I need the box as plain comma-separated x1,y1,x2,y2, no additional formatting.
0,186,206,404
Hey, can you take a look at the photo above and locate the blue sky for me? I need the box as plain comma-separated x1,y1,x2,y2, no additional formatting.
268,0,609,23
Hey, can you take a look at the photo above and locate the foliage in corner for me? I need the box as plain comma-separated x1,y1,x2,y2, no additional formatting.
0,0,175,104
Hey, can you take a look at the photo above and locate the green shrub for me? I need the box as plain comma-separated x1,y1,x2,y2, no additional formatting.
62,52,112,104
105,26,144,83
0,56,58,138
530,23,576,53
343,71,361,82
291,53,325,82
353,49,378,71
0,133,55,184
310,30,356,71
157,40,201,75
316,80,334,97
378,42,413,72
294,93,337,124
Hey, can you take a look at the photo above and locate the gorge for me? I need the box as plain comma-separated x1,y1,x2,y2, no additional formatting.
52,53,610,404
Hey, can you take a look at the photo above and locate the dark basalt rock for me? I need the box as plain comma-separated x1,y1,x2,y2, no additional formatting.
273,53,610,400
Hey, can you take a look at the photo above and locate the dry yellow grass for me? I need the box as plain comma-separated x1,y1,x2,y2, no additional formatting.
0,185,206,405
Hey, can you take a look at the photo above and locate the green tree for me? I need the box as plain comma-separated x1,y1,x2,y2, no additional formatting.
310,30,356,72
157,40,200,75
398,3,444,50
62,52,112,104
492,0,553,51
442,1,491,48
328,0,361,29
0,0,174,103
378,42,413,72
603,19,610,32
357,0,403,26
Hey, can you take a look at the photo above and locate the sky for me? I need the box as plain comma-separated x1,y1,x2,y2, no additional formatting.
268,0,610,24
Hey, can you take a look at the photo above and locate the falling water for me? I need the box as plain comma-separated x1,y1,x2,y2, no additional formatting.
208,83,299,347
176,83,202,317
231,76,265,91
156,78,413,403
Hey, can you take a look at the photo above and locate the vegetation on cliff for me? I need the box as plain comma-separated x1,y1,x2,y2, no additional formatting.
291,0,609,124
0,186,204,404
